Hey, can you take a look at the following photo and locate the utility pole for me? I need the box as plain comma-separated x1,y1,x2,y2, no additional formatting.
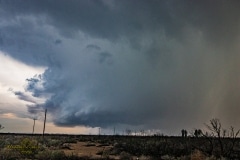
42,109,47,138
32,118,36,135
113,127,115,135
98,127,101,136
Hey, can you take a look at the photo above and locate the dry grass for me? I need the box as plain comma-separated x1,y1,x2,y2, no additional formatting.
191,150,206,160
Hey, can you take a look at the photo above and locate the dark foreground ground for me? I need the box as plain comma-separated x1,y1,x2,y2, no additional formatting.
0,133,240,160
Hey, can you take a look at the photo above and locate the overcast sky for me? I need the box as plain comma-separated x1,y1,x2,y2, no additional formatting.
1,0,240,135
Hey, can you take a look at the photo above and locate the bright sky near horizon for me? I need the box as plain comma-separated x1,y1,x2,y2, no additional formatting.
1,0,240,135
0,51,99,134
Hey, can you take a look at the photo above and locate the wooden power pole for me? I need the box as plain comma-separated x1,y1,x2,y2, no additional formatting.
32,118,36,135
42,109,47,138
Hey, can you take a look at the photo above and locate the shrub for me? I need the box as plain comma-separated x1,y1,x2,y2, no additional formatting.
0,147,20,160
119,151,133,160
36,150,66,160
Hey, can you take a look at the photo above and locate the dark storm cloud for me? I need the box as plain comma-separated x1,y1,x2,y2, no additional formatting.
8,88,37,104
1,0,240,133
86,44,101,51
0,0,118,39
13,91,36,104
0,15,57,66
27,103,46,116
25,75,45,97
55,39,62,45
98,52,112,64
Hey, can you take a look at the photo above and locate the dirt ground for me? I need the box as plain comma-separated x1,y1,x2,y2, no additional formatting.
62,141,120,159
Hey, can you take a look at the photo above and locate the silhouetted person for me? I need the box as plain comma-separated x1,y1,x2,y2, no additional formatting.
181,129,187,137
181,129,185,137
184,130,187,137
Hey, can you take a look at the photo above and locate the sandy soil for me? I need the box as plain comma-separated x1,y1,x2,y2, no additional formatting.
62,141,119,159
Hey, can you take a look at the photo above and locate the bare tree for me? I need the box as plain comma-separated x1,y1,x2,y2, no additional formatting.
204,118,224,156
194,129,202,137
225,126,240,157
204,118,240,158
205,119,222,136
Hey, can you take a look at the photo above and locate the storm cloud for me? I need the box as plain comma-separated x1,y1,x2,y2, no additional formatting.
1,0,240,133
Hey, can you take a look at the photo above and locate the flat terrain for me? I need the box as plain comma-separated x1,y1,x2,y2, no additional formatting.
1,133,240,159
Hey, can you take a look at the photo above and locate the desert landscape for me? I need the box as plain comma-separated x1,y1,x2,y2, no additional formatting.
1,1,240,160
1,123,240,160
